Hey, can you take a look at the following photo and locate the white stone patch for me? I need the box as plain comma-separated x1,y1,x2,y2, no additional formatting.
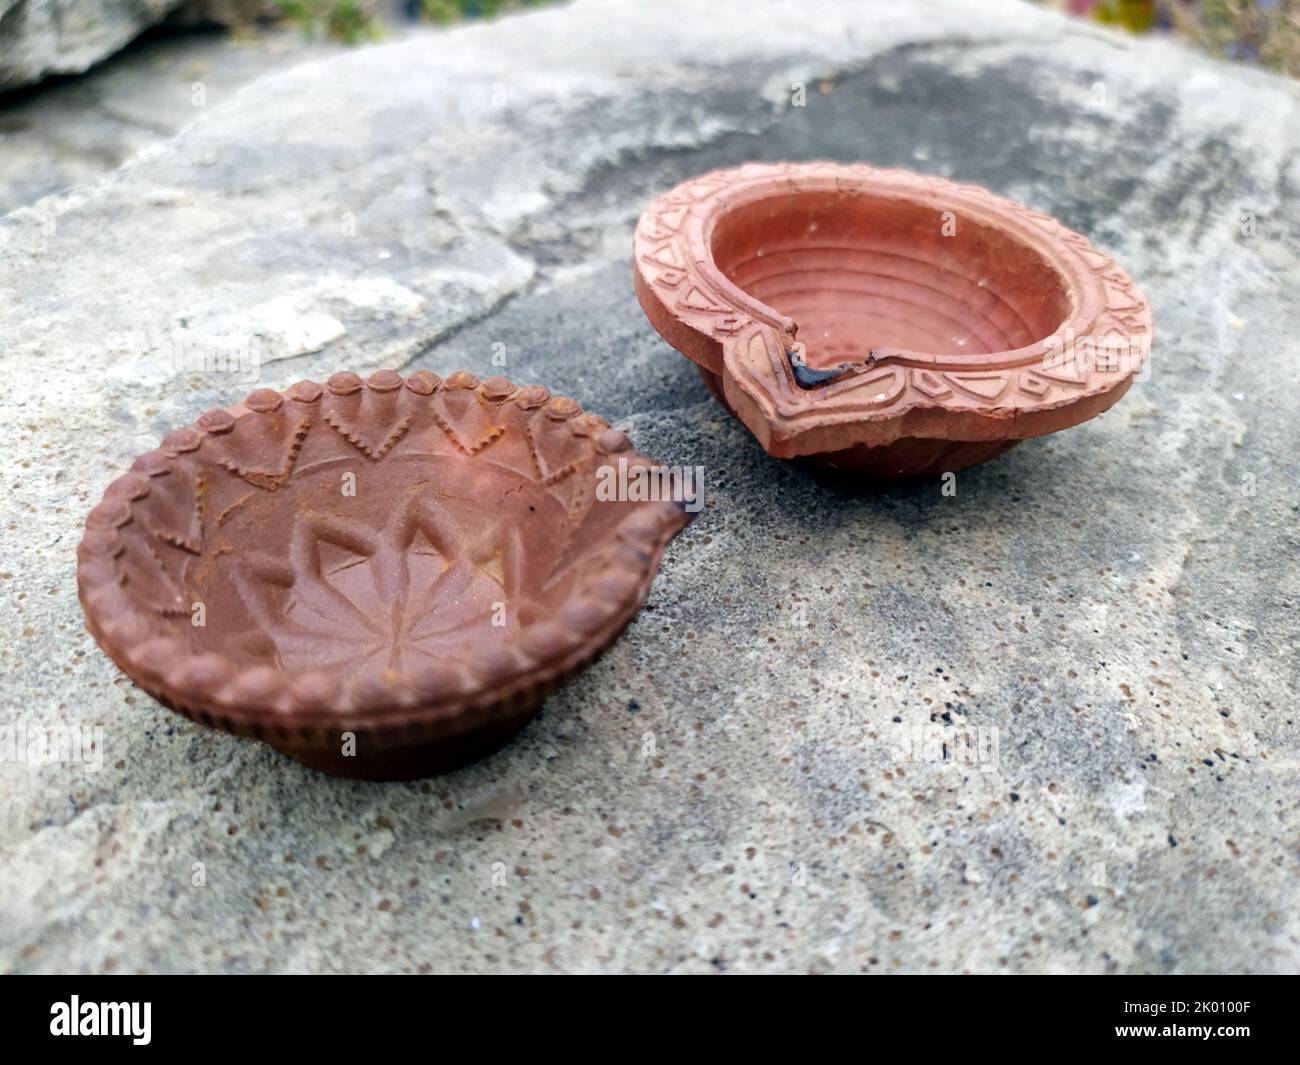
312,276,426,319
177,295,348,365
101,293,347,388
1106,780,1147,819
178,294,345,357
481,189,551,233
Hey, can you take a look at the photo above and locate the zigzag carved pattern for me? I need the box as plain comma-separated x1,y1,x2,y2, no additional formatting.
635,161,1152,416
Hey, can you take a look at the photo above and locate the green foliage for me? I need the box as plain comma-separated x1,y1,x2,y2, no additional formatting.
272,0,559,43
1047,1,1300,79
1180,0,1300,78
420,0,557,26
272,1,384,44
1094,0,1157,33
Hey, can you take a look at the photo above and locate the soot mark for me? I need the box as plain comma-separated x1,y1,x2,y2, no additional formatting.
788,346,876,388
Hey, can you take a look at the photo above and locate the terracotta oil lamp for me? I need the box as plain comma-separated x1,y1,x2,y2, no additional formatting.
634,162,1153,479
77,371,690,779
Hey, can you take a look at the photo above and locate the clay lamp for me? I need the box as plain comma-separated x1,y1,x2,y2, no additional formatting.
77,371,690,779
634,162,1153,479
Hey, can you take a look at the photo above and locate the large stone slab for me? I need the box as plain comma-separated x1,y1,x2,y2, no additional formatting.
0,0,184,90
0,24,347,214
1,0,1297,973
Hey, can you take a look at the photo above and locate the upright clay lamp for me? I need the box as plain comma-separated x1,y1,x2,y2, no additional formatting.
634,162,1153,479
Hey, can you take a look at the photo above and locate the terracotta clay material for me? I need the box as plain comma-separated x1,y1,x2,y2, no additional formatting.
634,162,1153,479
77,371,690,780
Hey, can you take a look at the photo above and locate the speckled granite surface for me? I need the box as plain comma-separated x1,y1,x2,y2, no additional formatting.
1,0,1297,973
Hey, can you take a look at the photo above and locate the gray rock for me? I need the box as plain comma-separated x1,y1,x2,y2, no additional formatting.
1,0,1297,974
0,25,350,215
0,0,189,90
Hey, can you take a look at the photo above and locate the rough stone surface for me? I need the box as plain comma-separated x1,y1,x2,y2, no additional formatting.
1,0,1298,974
0,0,189,90
0,25,347,214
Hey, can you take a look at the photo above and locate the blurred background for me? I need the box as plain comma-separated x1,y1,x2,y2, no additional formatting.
1,1,1297,216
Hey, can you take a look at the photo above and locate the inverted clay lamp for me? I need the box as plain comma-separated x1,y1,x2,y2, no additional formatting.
77,371,689,780
634,162,1153,479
